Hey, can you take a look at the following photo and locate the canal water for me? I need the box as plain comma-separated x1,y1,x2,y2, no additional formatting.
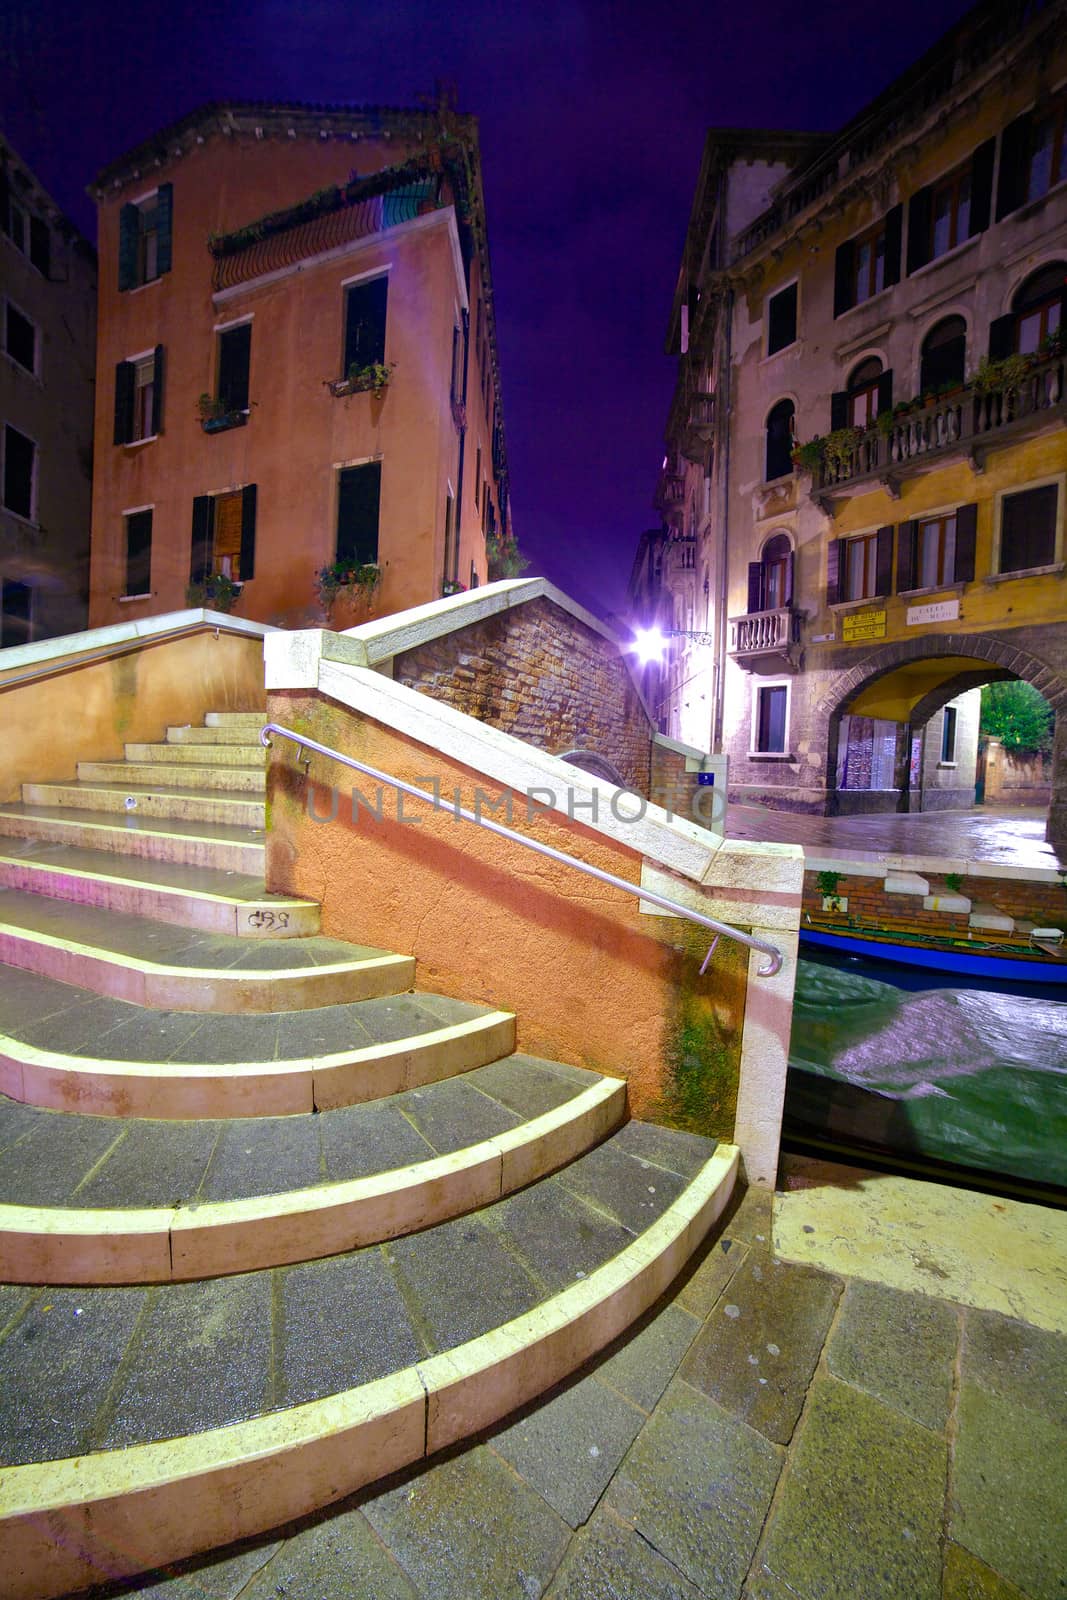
785,950,1067,1191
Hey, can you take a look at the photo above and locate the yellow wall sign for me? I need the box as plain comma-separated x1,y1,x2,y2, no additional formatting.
842,609,887,642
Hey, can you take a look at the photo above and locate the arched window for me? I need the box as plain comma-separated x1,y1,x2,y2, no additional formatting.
830,357,891,431
919,316,967,394
765,399,795,481
1012,263,1066,355
754,532,794,613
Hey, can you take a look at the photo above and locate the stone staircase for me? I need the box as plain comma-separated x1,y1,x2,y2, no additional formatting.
0,708,737,1599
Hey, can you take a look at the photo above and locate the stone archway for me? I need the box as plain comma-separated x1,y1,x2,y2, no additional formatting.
816,632,1067,841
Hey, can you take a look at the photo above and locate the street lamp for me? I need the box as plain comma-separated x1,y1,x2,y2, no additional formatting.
630,625,716,664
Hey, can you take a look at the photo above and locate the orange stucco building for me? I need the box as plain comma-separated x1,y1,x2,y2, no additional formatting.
87,101,511,628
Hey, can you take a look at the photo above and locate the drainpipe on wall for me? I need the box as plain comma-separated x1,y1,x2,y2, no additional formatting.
714,279,733,755
452,306,471,586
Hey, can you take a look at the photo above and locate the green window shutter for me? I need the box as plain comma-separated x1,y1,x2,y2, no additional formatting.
343,277,388,373
877,369,894,415
833,240,855,318
118,203,139,291
883,205,902,287
826,538,844,606
239,483,257,581
988,314,1016,360
830,390,849,431
113,360,135,445
336,462,381,565
954,504,978,583
151,345,165,436
996,113,1031,220
906,187,932,274
155,183,173,275
190,495,215,586
875,526,894,597
969,139,996,234
218,323,251,412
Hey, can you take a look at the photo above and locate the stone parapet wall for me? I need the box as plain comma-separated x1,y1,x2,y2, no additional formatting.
803,869,1067,938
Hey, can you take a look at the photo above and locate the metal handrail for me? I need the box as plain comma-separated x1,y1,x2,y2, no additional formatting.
261,722,784,978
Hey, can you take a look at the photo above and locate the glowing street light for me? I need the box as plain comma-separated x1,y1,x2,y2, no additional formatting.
630,624,717,664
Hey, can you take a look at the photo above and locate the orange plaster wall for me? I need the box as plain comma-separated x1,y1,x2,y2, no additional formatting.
0,629,265,803
90,131,497,630
266,688,746,1129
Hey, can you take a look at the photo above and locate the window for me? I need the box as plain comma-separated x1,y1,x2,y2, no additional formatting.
940,706,958,765
4,302,36,373
907,142,994,275
845,531,878,601
443,491,456,585
124,509,153,597
833,208,901,317
336,462,381,565
748,533,793,614
917,514,957,589
764,399,795,481
767,283,798,355
2,179,50,276
847,357,882,428
114,347,164,444
1011,264,1065,357
0,579,32,647
997,98,1067,218
999,483,1059,575
2,424,35,520
343,276,388,377
118,184,172,291
189,485,258,584
919,317,966,394
216,322,251,414
755,684,788,754
474,447,481,508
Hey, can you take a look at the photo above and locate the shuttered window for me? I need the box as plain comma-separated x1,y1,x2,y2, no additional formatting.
999,484,1058,574
343,277,388,376
336,462,382,565
767,283,798,355
117,184,173,291
114,347,164,443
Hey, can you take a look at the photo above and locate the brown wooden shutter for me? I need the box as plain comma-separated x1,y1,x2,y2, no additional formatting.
875,526,894,597
996,113,1031,220
883,205,902,286
988,315,1016,360
189,495,214,586
896,520,918,592
239,484,258,581
830,390,849,431
151,345,165,436
113,360,135,445
747,562,763,614
155,183,173,275
969,139,995,234
826,538,844,606
907,187,932,274
954,503,978,583
783,551,794,606
833,241,855,318
877,370,894,415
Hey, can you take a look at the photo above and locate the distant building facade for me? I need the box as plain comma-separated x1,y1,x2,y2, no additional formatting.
654,0,1067,839
87,101,511,629
1,135,96,644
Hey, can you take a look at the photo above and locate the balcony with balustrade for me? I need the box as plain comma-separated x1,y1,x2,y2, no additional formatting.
727,606,801,674
811,349,1065,506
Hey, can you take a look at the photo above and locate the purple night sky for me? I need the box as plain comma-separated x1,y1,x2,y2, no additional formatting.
0,0,973,620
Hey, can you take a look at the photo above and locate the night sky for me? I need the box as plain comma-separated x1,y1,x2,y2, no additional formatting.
0,0,973,621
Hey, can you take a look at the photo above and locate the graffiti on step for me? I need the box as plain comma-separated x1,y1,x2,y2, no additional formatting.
246,909,291,930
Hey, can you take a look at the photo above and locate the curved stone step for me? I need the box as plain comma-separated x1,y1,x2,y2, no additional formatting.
0,890,407,1011
0,968,514,1117
0,1057,625,1281
0,841,320,937
78,760,266,793
22,780,264,829
0,805,264,872
0,1137,738,1600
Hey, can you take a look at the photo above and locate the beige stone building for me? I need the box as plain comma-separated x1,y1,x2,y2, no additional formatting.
1,135,96,643
653,0,1067,839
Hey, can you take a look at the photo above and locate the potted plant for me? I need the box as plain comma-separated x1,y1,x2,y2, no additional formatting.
790,437,824,474
821,426,863,475
198,393,248,433
441,578,467,597
186,572,242,613
315,559,382,623
327,362,395,398
486,531,530,582
973,353,1030,396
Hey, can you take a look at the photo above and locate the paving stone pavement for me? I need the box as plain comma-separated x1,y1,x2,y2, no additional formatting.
74,1184,1067,1600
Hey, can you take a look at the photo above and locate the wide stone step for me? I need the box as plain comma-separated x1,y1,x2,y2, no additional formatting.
167,724,268,745
0,966,513,1117
0,840,318,937
125,741,265,767
0,804,264,874
969,902,1015,933
204,711,267,728
0,1134,738,1600
77,760,266,793
22,780,264,829
0,1055,625,1281
0,889,412,1013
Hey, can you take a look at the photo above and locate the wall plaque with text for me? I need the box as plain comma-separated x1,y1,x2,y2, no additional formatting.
842,609,887,642
906,598,960,626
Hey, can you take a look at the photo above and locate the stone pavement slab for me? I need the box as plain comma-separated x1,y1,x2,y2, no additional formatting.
594,1301,701,1413
546,1506,704,1599
675,1234,750,1320
825,1279,960,1431
607,1378,783,1598
491,1372,647,1527
950,1308,1067,1600
756,1373,947,1600
239,1510,419,1600
941,1542,1035,1600
362,1444,571,1600
680,1250,841,1445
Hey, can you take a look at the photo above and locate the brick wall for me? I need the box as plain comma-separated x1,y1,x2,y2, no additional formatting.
394,596,655,795
802,869,1067,938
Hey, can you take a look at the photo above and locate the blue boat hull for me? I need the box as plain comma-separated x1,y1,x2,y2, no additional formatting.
800,928,1066,986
